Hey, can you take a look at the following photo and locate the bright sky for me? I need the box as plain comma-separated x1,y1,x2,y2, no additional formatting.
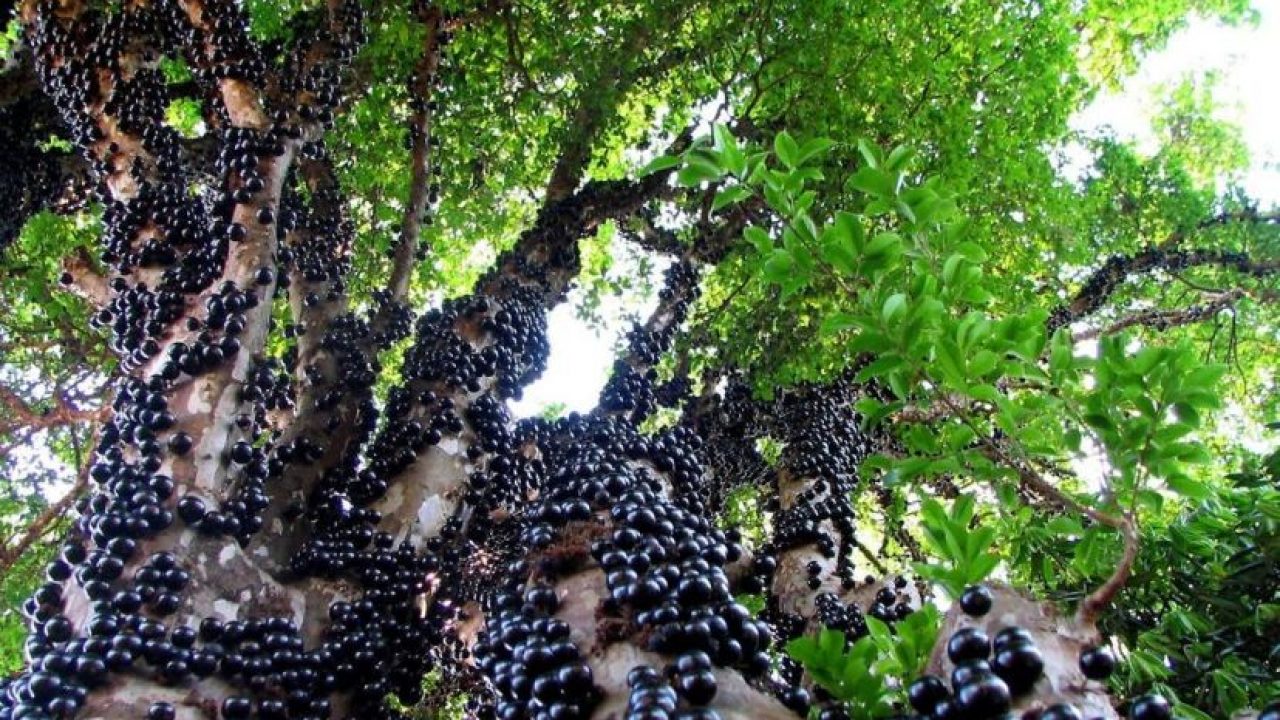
509,6,1280,419
1071,1,1280,204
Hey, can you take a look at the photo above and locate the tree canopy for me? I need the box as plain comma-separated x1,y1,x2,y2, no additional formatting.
0,0,1276,719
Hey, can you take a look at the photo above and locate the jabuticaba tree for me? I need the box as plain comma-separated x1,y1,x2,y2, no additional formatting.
4,0,1280,719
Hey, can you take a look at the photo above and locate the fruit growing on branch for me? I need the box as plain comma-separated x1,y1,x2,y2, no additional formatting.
0,0,1277,719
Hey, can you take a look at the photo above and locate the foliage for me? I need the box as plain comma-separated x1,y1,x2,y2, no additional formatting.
786,608,940,718
676,107,1275,714
911,496,1000,600
719,484,770,550
384,668,468,720
1,0,1277,712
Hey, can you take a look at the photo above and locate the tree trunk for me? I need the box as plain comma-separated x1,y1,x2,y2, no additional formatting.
3,2,1134,720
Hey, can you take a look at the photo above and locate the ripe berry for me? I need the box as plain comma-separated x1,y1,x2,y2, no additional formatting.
992,640,1044,695
954,675,1011,717
907,675,949,714
1079,645,1116,680
947,627,991,664
1129,694,1172,720
992,626,1034,653
959,584,994,616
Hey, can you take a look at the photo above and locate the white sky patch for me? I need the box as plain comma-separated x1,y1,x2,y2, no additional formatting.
507,245,669,417
1067,3,1280,203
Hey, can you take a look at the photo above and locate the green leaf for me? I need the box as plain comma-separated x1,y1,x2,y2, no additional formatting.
677,156,724,186
1165,473,1212,500
955,241,988,263
967,553,1000,584
711,185,753,212
942,253,965,285
638,154,680,177
713,124,746,176
969,350,998,377
743,226,773,254
882,293,908,324
774,131,801,169
820,313,859,337
885,145,916,172
796,138,835,165
864,231,903,260
847,167,896,198
763,249,796,284
856,138,881,168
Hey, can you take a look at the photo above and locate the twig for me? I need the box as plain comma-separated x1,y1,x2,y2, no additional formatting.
0,464,89,576
936,394,1138,626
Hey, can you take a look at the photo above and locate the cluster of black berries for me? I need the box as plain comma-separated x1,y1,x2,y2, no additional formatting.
278,2,366,130
908,624,1036,720
4,0,383,716
397,284,549,400
682,374,772,518
283,143,356,287
0,85,90,251
599,258,701,424
172,414,276,544
756,379,876,605
467,410,774,720
903,586,1141,720
475,583,598,720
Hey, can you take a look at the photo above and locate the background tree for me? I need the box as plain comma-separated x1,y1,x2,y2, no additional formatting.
0,0,1276,719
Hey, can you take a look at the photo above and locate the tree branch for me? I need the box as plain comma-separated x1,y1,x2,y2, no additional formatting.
1071,289,1249,341
0,455,89,576
0,382,108,435
1048,242,1279,332
937,394,1138,626
388,5,443,302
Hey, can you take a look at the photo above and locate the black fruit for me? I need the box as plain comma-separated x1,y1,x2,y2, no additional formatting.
959,584,994,617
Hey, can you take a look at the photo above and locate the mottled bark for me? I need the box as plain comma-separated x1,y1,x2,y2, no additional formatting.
926,586,1119,719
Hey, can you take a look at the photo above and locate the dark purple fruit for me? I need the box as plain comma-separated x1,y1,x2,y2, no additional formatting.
1079,645,1116,680
954,675,1011,717
993,641,1044,695
947,627,991,664
951,660,993,689
1129,694,1172,720
960,584,994,616
907,675,949,714
992,626,1034,653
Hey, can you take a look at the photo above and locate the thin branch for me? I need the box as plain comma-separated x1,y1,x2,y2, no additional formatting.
388,5,444,303
1048,245,1278,332
0,383,108,435
0,462,89,576
936,394,1137,626
1072,289,1248,342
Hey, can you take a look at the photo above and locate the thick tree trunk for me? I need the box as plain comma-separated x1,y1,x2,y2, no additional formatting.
5,3,1115,720
469,413,796,720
